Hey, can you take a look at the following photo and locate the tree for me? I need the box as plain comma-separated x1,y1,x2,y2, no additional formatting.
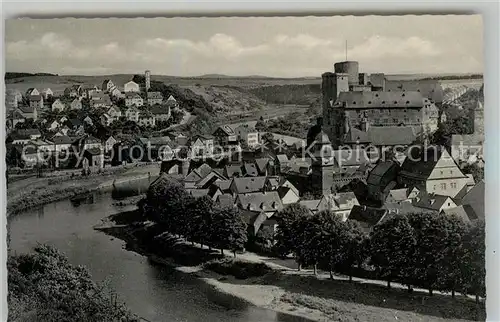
338,220,368,282
315,210,345,278
435,215,468,298
408,213,451,295
462,162,484,183
186,195,215,247
370,215,416,290
274,203,311,259
8,244,137,322
211,207,247,256
461,220,485,302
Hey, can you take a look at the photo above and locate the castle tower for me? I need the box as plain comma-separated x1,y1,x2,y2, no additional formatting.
474,100,484,136
145,70,151,92
322,72,348,149
311,131,335,196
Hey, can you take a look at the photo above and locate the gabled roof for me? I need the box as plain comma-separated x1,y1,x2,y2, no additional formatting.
255,158,269,173
348,205,387,230
299,199,322,212
336,91,425,109
150,105,169,115
29,95,43,102
461,181,484,220
214,179,233,192
366,126,417,146
243,163,259,177
441,205,478,223
214,125,236,136
216,194,235,209
236,191,283,212
52,135,74,145
413,192,454,211
17,128,41,136
11,110,25,119
186,188,210,198
17,105,34,113
147,91,163,99
321,192,359,210
334,148,370,167
125,92,142,99
400,145,447,179
387,188,409,202
276,154,289,163
366,161,399,186
166,95,177,102
277,186,298,199
225,165,243,178
231,176,267,194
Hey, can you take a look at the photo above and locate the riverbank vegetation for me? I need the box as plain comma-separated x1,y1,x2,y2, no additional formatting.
274,204,485,302
8,244,138,322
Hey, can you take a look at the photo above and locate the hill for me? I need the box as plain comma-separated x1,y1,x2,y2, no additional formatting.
249,84,322,105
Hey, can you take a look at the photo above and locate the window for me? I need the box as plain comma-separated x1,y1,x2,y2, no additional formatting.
433,185,436,191
393,118,398,123
440,171,443,175
451,182,457,189
440,183,447,190
450,170,453,175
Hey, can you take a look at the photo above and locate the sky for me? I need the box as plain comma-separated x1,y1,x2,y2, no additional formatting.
5,15,483,77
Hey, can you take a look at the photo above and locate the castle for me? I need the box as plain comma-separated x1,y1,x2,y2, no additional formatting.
320,61,441,148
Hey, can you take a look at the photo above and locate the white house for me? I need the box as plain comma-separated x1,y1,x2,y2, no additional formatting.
104,135,117,153
42,88,53,99
49,120,60,131
125,106,140,122
107,106,122,122
100,113,112,126
138,112,156,127
124,81,140,93
70,98,83,110
125,92,144,107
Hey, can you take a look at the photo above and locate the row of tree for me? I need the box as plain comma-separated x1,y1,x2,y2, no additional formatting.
274,204,485,301
140,177,247,256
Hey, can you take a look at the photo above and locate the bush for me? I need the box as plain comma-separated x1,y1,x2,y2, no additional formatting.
203,258,272,279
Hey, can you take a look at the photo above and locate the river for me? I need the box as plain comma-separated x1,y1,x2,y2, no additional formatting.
8,192,311,322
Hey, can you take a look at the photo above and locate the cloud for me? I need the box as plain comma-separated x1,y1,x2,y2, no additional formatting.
5,31,478,77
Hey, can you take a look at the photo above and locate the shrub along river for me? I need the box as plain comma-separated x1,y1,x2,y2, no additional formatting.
8,192,311,322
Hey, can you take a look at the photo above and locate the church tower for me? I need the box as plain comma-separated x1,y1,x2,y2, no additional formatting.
145,70,151,92
311,131,336,196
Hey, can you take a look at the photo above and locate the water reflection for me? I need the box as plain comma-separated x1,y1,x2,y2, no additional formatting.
9,193,313,322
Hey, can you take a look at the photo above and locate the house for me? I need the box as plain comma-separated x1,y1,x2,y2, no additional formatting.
385,188,411,204
52,135,74,153
70,98,83,110
277,186,300,205
17,105,38,121
242,163,259,177
317,192,360,221
64,85,82,97
366,161,400,203
125,106,140,122
104,135,117,153
29,95,44,111
42,88,53,99
191,135,214,157
7,132,33,145
150,105,171,122
184,163,214,188
107,106,122,122
125,92,144,107
138,111,156,127
399,146,469,198
348,205,388,232
60,126,71,136
237,191,283,235
460,181,484,220
8,110,26,128
82,148,104,171
276,154,289,173
90,95,112,108
110,87,124,99
440,205,478,223
234,124,259,148
100,114,112,126
216,194,235,209
90,91,105,100
83,86,101,99
147,91,163,105
124,80,140,92
51,99,65,112
83,116,93,125
299,199,322,214
213,125,238,146
49,120,60,131
102,79,115,92
230,176,267,195
224,165,243,178
25,88,40,97
412,192,458,213
255,158,270,176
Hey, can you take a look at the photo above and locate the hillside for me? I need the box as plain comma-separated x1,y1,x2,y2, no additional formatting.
182,84,265,115
249,84,321,105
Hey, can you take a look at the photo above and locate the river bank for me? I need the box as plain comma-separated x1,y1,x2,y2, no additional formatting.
7,163,159,215
95,211,485,322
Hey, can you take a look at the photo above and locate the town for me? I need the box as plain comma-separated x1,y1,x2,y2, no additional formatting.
6,63,486,321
